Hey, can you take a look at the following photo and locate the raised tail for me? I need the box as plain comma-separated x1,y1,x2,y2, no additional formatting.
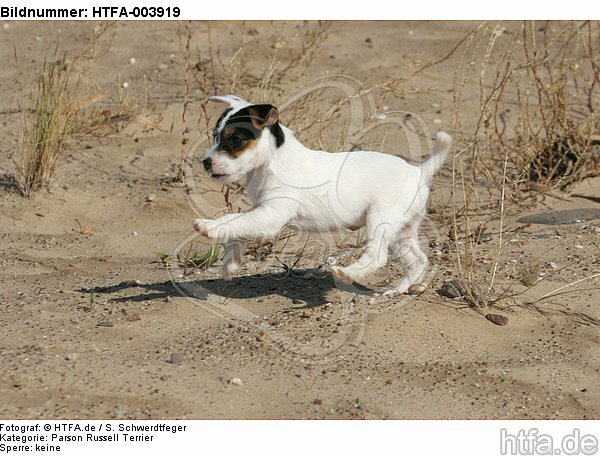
419,132,452,182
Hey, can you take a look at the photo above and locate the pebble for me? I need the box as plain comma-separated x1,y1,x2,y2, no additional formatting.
132,231,138,236
594,227,600,234
122,81,129,88
485,314,509,326
256,332,267,343
433,118,443,125
574,244,584,249
97,321,114,327
158,63,169,70
128,57,136,64
146,194,156,202
549,262,558,269
292,298,305,305
437,280,465,299
301,310,312,318
475,232,494,243
408,283,427,295
169,352,182,365
228,377,243,386
126,314,141,322
313,399,323,405
3,23,10,30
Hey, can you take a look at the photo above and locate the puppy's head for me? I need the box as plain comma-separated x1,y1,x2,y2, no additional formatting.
203,95,285,183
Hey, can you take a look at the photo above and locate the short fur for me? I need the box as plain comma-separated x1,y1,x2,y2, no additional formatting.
195,94,452,294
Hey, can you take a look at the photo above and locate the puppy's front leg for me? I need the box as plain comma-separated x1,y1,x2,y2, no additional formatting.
193,202,294,243
222,241,245,280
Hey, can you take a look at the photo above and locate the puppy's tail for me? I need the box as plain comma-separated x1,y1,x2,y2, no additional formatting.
419,132,452,182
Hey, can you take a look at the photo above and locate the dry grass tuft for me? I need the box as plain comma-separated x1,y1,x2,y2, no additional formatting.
17,50,73,196
16,23,136,196
446,21,600,308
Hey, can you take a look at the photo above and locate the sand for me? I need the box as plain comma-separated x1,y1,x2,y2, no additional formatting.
0,21,598,419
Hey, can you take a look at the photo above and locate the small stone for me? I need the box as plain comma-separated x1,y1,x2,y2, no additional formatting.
313,399,323,405
292,298,304,305
594,227,600,234
368,297,375,304
438,280,465,299
301,310,312,318
97,321,114,327
256,332,267,343
35,212,44,217
146,194,156,202
408,283,427,295
164,296,172,303
485,314,509,326
158,63,169,70
228,377,243,386
574,244,584,249
475,232,494,244
549,262,558,269
128,57,136,64
126,314,141,322
3,23,10,30
169,352,182,365
365,37,372,44
132,231,138,236
122,81,129,88
433,118,443,125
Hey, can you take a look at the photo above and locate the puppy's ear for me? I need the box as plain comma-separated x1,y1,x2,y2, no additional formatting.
248,104,279,129
209,94,251,109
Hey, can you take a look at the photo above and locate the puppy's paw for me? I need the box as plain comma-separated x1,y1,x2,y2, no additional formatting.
330,265,355,284
222,260,241,280
192,218,211,237
193,218,227,241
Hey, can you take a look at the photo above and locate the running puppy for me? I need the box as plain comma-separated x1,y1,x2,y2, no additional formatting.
193,95,452,294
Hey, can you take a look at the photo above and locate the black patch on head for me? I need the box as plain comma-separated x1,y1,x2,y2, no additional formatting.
216,104,285,150
248,104,285,148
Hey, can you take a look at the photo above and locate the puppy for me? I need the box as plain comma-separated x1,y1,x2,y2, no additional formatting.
193,95,452,295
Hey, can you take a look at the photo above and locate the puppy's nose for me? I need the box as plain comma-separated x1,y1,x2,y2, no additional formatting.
202,157,212,171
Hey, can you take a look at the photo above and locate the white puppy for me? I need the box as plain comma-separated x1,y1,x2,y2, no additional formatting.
193,95,452,295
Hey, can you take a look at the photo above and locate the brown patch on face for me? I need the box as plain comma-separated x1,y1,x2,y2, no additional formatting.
220,126,258,158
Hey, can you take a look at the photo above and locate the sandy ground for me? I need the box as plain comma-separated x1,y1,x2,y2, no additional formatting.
0,21,598,419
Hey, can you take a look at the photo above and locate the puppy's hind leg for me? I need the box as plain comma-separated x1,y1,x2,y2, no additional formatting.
222,241,245,280
331,213,395,284
385,223,429,295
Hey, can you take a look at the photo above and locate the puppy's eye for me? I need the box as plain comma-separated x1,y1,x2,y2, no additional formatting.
228,135,245,149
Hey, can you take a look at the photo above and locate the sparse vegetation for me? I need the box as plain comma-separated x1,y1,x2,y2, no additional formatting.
444,21,600,308
16,23,137,196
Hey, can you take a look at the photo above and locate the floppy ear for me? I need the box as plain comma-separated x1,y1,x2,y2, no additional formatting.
248,104,279,129
208,94,251,110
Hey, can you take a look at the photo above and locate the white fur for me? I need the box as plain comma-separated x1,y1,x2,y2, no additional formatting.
194,95,452,294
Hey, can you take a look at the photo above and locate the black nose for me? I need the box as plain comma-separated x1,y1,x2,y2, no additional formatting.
203,157,212,171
